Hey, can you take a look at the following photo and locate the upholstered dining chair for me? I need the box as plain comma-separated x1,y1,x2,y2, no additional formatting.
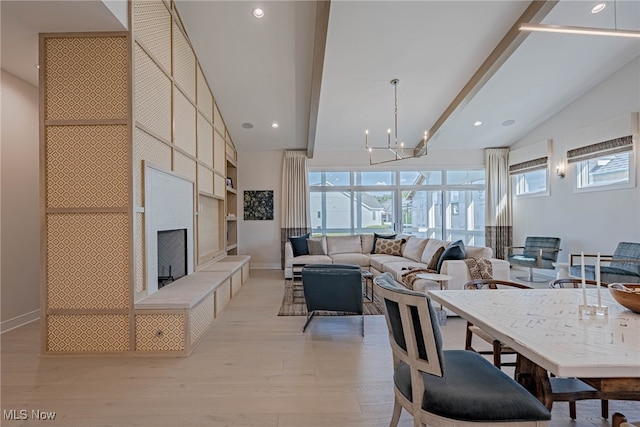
301,264,364,335
373,272,550,427
549,278,607,288
507,236,561,282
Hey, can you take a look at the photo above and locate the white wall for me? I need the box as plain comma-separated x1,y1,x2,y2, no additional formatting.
237,150,283,269
511,57,640,262
1,70,40,331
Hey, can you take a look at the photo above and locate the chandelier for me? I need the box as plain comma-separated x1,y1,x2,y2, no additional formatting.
365,79,427,165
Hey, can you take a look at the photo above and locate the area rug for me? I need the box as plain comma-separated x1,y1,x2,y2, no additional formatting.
277,281,385,316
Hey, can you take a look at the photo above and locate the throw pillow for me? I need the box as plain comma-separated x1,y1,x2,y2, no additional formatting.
374,238,406,256
289,233,310,257
307,238,326,255
436,240,466,273
371,232,396,254
427,246,446,271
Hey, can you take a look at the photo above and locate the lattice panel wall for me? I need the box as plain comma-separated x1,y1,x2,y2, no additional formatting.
214,103,225,136
134,42,172,141
135,213,145,293
173,151,197,182
174,89,197,157
47,314,129,353
190,292,215,344
47,213,129,310
135,313,185,351
44,37,128,121
172,21,196,101
133,0,171,73
133,127,172,207
198,165,214,195
197,113,213,168
46,125,128,208
214,130,226,174
197,67,213,121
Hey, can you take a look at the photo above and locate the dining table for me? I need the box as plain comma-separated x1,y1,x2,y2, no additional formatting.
427,287,640,409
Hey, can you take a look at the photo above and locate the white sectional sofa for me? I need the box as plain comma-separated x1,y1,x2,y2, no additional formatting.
284,234,510,293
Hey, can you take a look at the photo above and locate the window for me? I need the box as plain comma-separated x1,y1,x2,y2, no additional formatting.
309,169,485,246
575,151,634,190
568,135,635,192
509,157,549,197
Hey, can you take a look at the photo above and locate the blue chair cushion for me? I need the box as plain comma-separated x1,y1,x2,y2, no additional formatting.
570,265,640,283
611,242,640,275
394,350,551,422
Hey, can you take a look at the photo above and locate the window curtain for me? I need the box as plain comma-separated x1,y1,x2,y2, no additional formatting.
280,150,311,269
484,148,512,260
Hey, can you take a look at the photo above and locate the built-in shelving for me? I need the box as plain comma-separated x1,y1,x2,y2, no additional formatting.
225,148,238,255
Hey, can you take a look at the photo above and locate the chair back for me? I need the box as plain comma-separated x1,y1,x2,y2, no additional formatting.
549,278,602,289
301,264,363,314
523,237,561,262
464,279,532,290
373,273,444,378
611,242,640,275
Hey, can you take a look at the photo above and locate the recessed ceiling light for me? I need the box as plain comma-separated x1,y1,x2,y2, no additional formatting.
271,122,279,129
591,2,607,14
252,8,264,18
502,119,516,127
242,122,254,129
473,121,482,127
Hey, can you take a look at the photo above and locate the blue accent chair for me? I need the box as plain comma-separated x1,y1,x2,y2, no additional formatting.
507,236,561,282
570,242,640,284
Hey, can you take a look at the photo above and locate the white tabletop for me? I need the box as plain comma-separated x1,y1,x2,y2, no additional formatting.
416,273,452,281
428,288,640,379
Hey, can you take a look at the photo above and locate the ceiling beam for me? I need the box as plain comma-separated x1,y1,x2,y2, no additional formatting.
306,0,331,159
413,0,559,156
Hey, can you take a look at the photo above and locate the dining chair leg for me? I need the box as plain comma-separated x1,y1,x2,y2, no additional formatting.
493,340,502,368
361,313,364,337
601,400,609,419
465,322,473,350
569,401,577,419
389,398,402,427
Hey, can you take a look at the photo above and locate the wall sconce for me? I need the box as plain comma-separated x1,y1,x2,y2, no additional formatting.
556,162,566,179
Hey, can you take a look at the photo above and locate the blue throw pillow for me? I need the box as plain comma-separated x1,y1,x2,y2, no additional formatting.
289,233,310,257
437,240,466,273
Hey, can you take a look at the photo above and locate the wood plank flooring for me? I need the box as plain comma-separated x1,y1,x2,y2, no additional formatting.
2,269,638,426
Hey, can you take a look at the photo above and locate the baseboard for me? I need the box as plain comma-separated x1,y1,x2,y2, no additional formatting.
249,263,281,270
1,309,40,334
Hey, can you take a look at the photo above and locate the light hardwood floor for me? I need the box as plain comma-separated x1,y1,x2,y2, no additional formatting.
2,270,638,426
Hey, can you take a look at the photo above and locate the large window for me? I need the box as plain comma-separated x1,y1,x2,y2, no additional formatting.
309,169,486,246
513,169,548,196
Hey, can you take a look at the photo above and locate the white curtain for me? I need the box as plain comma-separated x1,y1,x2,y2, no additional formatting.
280,150,311,268
484,148,512,259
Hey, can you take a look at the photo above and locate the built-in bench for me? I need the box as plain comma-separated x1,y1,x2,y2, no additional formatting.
134,255,250,356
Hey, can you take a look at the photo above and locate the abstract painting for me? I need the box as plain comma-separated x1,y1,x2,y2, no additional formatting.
244,190,274,220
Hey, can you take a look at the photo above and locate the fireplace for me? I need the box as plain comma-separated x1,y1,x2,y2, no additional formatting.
157,229,187,288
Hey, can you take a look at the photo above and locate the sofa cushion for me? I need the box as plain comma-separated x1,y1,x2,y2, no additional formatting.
307,238,326,255
466,245,493,258
361,234,375,254
402,237,428,263
437,240,466,273
383,261,430,282
421,239,450,264
370,254,411,272
371,232,396,254
427,246,446,271
330,253,371,267
327,235,363,255
284,254,332,268
374,238,406,256
289,233,310,257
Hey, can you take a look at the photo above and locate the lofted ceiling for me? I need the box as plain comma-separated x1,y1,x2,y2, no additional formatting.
3,1,639,157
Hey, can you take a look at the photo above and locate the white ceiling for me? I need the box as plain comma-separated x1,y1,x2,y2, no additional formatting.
3,0,639,156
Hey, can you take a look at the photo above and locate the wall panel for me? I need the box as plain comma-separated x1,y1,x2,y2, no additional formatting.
134,42,172,141
174,89,197,156
133,0,171,73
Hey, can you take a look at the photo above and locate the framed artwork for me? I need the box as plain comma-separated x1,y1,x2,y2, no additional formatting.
244,190,274,220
